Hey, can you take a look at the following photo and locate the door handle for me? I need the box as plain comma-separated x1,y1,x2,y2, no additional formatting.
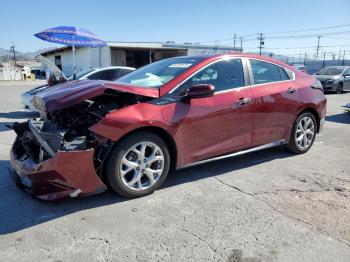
287,87,297,94
236,97,252,107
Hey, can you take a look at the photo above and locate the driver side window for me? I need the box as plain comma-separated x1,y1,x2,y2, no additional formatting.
173,59,245,95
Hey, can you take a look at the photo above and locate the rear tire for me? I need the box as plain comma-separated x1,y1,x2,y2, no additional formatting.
286,112,317,154
106,131,170,198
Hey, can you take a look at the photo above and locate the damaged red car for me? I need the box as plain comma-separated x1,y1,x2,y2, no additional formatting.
10,53,326,200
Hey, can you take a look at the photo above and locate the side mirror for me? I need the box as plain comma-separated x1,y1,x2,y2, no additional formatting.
343,73,350,77
184,84,215,100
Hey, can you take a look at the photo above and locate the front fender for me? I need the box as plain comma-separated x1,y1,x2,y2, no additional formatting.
89,102,172,141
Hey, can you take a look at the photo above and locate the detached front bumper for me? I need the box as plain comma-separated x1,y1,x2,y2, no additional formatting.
10,121,107,201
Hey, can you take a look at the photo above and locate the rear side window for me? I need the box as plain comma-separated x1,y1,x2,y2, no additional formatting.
117,69,133,79
173,59,244,95
88,69,119,81
250,60,290,84
87,70,105,80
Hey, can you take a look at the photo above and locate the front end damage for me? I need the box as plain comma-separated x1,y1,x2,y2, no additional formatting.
10,86,154,200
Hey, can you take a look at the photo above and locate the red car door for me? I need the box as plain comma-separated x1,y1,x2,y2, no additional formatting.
166,58,255,164
247,59,299,147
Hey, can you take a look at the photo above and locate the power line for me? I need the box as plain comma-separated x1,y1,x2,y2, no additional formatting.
262,24,350,35
265,30,350,39
252,44,350,50
198,24,350,44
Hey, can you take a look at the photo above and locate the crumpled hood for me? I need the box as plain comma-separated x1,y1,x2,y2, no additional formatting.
32,80,160,112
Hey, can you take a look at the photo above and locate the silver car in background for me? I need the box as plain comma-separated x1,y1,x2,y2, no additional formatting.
315,66,350,94
21,66,135,111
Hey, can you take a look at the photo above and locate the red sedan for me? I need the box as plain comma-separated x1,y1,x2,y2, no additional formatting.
10,53,326,200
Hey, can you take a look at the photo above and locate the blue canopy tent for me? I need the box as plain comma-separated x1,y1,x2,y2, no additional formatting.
34,26,106,79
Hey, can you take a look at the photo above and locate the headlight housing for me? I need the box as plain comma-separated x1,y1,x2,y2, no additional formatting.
31,96,46,112
311,79,323,91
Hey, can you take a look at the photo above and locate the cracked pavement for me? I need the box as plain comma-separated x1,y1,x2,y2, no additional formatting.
0,81,349,262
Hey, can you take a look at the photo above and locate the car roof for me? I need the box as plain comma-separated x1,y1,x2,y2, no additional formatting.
174,53,297,72
92,66,135,72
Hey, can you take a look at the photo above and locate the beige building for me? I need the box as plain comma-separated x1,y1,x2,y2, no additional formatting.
40,41,242,76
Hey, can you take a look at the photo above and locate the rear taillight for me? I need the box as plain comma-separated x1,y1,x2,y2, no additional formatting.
311,79,323,91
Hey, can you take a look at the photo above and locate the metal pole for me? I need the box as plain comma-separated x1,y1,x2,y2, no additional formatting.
322,51,326,68
304,51,307,65
258,33,264,55
240,37,243,53
233,34,237,48
10,42,16,65
316,36,321,58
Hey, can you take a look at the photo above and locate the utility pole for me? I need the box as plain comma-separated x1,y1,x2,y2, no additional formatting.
304,51,307,65
338,50,341,60
239,37,243,53
342,50,346,66
10,42,16,64
233,34,237,48
322,51,326,68
257,33,264,55
316,36,322,58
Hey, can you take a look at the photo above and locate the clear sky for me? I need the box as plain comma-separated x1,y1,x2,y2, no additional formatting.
1,0,350,58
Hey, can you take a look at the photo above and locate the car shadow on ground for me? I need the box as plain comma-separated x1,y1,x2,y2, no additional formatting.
326,112,350,124
0,122,15,132
0,111,39,119
0,146,293,234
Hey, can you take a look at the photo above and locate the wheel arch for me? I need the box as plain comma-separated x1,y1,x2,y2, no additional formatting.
297,107,321,133
107,126,178,171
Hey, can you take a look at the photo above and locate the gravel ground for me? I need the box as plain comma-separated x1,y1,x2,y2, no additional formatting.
0,81,349,262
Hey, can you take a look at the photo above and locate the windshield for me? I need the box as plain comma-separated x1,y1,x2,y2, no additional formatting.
116,57,205,88
68,68,97,80
316,67,344,75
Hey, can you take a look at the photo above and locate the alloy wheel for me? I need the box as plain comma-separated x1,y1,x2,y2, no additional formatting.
295,116,315,150
120,141,165,191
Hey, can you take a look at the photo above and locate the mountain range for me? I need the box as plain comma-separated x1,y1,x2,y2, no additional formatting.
0,47,56,60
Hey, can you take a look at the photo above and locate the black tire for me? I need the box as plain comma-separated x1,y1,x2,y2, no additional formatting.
286,112,317,154
336,84,343,94
106,131,170,198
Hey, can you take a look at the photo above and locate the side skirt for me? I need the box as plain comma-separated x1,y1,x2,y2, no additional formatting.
177,140,287,170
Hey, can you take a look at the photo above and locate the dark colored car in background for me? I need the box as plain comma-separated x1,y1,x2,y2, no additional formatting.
315,66,350,94
10,53,326,200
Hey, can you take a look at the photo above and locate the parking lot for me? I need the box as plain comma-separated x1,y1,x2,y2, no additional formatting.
0,81,349,262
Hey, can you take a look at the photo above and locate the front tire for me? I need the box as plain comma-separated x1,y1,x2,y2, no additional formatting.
336,84,343,94
286,112,317,154
106,131,170,198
